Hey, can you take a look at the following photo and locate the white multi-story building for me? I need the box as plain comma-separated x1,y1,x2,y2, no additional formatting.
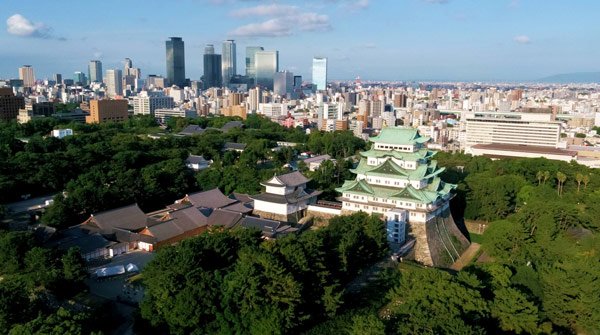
132,92,175,116
154,108,196,123
258,103,286,118
464,111,562,149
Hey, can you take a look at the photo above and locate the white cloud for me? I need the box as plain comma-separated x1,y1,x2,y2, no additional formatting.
231,4,300,17
514,35,531,44
229,9,331,37
350,0,369,9
6,14,50,38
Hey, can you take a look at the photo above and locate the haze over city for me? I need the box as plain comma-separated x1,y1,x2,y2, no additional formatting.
2,0,600,81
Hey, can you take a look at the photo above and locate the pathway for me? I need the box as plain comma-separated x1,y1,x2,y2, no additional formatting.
450,243,481,271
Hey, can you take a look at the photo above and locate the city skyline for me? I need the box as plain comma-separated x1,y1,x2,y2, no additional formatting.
2,0,599,82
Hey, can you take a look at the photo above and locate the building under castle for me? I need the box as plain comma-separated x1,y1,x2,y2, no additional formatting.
336,126,469,267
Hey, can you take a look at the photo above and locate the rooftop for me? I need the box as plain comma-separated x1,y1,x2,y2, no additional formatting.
368,127,431,146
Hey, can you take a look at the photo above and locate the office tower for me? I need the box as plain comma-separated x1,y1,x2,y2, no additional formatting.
203,45,222,89
86,99,128,123
312,57,327,91
132,91,175,116
166,37,186,87
255,51,279,90
105,69,123,97
222,40,236,86
124,58,133,69
245,46,264,82
273,71,294,97
0,87,25,121
54,74,62,85
73,71,87,86
88,60,103,83
248,87,261,113
18,65,35,88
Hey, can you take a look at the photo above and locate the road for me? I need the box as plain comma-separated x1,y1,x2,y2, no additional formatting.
450,243,481,271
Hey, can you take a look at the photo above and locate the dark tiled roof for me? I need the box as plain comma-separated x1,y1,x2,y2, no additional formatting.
207,209,243,228
88,204,147,233
221,121,244,132
186,155,210,165
251,189,321,204
179,125,206,135
238,216,299,238
222,202,254,214
49,227,115,254
230,192,254,204
275,171,310,187
169,206,209,229
186,188,238,208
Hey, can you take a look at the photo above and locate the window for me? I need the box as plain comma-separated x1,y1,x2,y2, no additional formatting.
394,214,399,222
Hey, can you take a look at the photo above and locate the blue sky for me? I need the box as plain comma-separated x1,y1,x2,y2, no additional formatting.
1,0,599,82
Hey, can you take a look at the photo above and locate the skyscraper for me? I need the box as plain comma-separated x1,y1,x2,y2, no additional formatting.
74,71,87,86
54,74,62,85
105,69,123,98
203,44,222,89
18,65,35,88
88,60,103,83
222,40,236,86
245,46,264,82
255,51,279,91
166,37,186,87
312,57,328,91
273,71,294,97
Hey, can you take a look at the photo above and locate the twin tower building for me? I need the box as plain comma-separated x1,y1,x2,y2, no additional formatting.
165,37,328,91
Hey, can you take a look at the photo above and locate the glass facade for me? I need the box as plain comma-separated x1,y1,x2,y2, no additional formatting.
255,51,279,91
88,60,103,83
221,40,236,85
312,57,328,91
245,46,264,82
166,37,185,88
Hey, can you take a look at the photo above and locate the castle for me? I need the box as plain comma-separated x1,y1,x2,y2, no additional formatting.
336,127,469,267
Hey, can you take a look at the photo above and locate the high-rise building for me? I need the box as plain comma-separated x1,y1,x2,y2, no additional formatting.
166,37,186,87
245,46,264,82
273,71,294,97
88,60,103,83
124,58,133,69
222,40,236,86
73,71,87,86
105,69,123,97
86,99,129,123
312,57,327,91
18,65,35,88
203,45,222,89
54,74,62,85
255,51,279,90
248,87,261,113
0,87,25,121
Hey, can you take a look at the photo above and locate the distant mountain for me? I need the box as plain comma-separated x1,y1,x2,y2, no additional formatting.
537,72,600,83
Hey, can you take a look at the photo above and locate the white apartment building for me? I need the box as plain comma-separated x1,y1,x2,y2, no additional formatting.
464,111,562,149
154,108,197,123
258,103,287,118
132,92,175,116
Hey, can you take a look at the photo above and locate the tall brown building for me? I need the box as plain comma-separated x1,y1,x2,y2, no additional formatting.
0,88,25,121
86,99,129,123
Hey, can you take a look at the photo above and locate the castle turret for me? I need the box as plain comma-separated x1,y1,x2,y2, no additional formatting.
336,126,469,267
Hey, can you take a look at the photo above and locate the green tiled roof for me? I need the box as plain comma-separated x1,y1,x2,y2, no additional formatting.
359,148,436,161
368,126,431,145
336,179,455,204
351,158,444,181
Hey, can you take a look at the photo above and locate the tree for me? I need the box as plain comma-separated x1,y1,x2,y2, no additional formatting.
542,170,550,184
349,314,386,335
490,287,540,334
536,170,543,186
556,171,567,196
575,172,583,193
582,174,590,189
